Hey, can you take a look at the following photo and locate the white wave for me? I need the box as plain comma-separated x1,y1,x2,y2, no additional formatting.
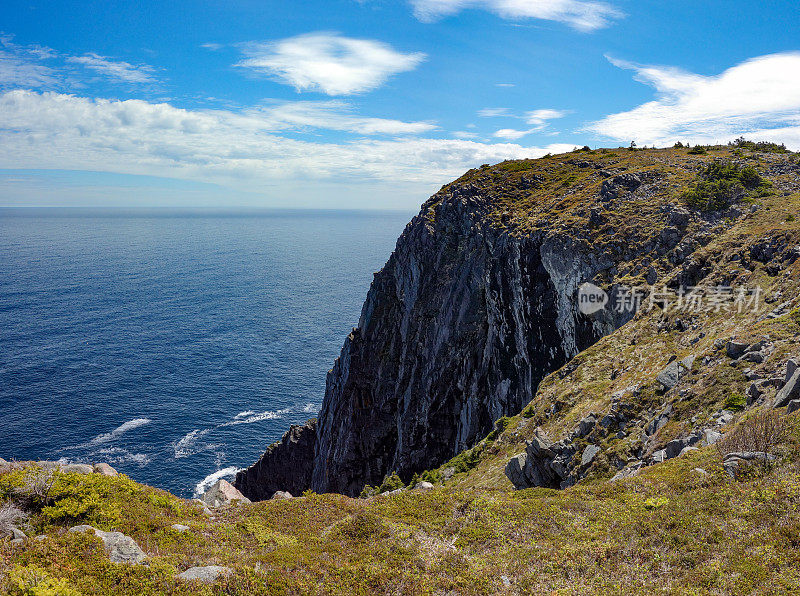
194,466,239,497
95,447,151,467
173,428,212,459
87,418,152,446
302,403,318,413
234,410,256,419
222,408,289,426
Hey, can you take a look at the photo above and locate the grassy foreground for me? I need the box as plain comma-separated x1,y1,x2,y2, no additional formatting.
2,429,800,595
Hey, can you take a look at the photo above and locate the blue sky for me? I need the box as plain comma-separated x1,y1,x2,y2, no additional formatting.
1,0,799,209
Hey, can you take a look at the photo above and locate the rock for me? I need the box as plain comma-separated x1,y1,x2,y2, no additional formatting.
505,453,528,489
746,382,763,404
787,400,800,414
60,463,94,474
69,525,146,564
679,446,699,457
740,351,766,364
201,479,251,508
645,404,673,435
665,432,702,459
786,359,798,383
774,370,800,408
656,356,695,391
441,467,456,481
9,527,26,541
581,445,601,467
93,463,118,476
572,414,597,438
171,524,190,532
717,411,735,426
726,340,749,359
235,419,317,501
723,451,776,479
703,429,722,446
193,499,213,516
611,461,643,481
414,481,435,491
599,414,616,429
667,207,691,228
176,566,233,583
692,468,708,476
652,450,667,463
270,491,293,500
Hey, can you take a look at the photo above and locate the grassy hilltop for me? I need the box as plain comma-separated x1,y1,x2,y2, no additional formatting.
3,142,800,595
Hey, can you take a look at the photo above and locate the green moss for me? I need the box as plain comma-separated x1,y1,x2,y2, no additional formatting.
723,392,747,412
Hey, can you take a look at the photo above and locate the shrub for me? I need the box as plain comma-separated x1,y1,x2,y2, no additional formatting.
333,512,391,541
723,392,747,412
0,466,56,510
717,410,789,458
0,501,26,535
487,416,511,441
5,565,81,596
730,137,790,154
377,472,404,494
681,161,769,211
688,146,707,155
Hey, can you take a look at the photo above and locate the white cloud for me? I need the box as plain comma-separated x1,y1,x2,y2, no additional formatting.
254,100,437,135
479,107,513,117
0,35,59,88
589,53,800,149
236,32,426,95
489,108,566,139
0,90,572,195
410,0,623,31
67,53,157,84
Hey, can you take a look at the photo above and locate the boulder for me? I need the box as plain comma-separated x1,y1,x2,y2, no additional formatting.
656,356,695,391
611,461,643,481
200,479,251,508
572,414,597,439
703,429,722,446
176,566,233,583
504,454,528,489
414,481,435,491
69,525,146,564
9,527,26,541
679,446,699,457
652,450,667,464
665,432,702,459
692,468,708,476
723,452,776,480
645,404,673,436
94,463,118,476
60,463,94,474
171,524,190,533
786,359,798,383
774,370,800,408
270,491,293,500
726,341,749,359
581,444,601,467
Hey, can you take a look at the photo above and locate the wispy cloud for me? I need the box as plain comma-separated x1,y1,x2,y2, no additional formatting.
0,35,59,88
67,53,157,84
0,90,573,193
410,0,623,32
588,52,800,148
236,32,426,95
481,107,566,139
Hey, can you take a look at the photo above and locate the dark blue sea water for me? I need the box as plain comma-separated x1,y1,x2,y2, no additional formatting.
0,208,411,497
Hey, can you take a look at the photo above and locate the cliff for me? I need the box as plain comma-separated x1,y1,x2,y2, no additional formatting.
237,144,800,499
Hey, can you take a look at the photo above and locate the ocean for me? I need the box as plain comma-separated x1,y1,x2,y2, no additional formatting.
0,208,411,497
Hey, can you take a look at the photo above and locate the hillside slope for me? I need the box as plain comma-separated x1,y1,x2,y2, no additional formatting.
238,143,800,499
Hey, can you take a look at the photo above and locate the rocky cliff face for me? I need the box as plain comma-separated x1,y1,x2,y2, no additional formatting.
236,151,695,499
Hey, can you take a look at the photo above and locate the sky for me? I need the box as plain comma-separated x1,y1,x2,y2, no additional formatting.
0,0,799,210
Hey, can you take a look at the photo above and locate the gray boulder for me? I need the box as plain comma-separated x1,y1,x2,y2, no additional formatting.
69,525,146,564
171,524,190,532
665,432,702,459
201,479,251,508
414,481,434,491
726,341,749,359
723,452,776,479
774,370,800,408
656,356,695,391
176,566,233,583
581,444,601,467
652,450,667,463
703,429,722,446
788,400,800,415
270,491,294,500
94,463,118,476
786,359,798,383
60,463,94,474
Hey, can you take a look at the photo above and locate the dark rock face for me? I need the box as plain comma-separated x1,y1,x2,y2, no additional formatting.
234,419,316,500
239,184,644,500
